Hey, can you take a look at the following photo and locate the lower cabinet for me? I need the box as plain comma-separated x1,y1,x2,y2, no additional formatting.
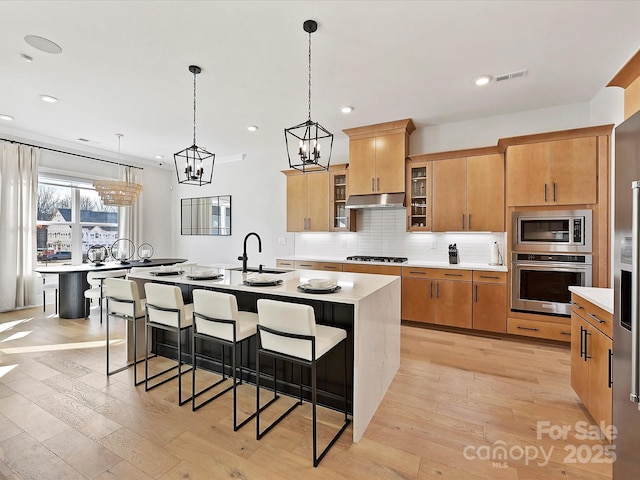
401,268,472,328
570,293,613,441
472,272,507,333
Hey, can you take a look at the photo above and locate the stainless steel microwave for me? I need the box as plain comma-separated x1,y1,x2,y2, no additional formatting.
512,209,592,253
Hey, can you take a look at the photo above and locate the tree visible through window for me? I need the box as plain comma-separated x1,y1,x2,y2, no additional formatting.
36,179,119,265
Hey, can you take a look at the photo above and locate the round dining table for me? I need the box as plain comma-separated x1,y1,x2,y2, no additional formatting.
34,258,187,318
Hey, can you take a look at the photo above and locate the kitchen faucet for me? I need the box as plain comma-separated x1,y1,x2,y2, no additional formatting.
237,232,262,273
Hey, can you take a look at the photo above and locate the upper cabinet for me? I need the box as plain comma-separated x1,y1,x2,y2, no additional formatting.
283,169,329,232
408,149,505,232
330,165,356,232
506,137,597,207
343,119,415,196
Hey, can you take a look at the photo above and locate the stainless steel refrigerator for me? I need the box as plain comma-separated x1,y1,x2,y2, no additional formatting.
614,109,640,478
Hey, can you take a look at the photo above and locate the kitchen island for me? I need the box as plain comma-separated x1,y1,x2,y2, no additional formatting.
127,267,401,442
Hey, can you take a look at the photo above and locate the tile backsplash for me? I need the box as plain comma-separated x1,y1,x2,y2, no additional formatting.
294,208,506,265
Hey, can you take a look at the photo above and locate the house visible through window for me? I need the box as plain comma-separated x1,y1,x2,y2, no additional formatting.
37,177,119,265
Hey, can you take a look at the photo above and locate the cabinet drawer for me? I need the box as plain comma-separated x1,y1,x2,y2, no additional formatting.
402,266,433,278
571,293,612,338
294,260,343,271
276,259,295,268
472,271,507,284
343,264,401,275
429,268,472,282
507,317,572,342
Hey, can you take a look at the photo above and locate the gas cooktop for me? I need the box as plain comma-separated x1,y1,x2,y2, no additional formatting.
346,255,408,263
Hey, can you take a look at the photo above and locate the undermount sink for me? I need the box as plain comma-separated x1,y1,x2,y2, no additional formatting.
228,267,292,274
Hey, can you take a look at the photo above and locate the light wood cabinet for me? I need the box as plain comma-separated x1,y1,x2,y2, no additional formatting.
283,170,329,232
472,272,507,333
411,150,504,232
571,292,613,441
343,119,415,196
401,267,472,328
330,166,356,232
343,264,401,275
506,137,597,207
507,316,572,342
294,260,343,272
406,161,431,231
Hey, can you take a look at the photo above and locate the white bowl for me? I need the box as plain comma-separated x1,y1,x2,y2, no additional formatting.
308,278,332,288
253,274,275,283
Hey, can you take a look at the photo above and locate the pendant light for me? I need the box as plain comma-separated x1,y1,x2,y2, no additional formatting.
93,134,143,207
174,65,215,186
284,19,333,172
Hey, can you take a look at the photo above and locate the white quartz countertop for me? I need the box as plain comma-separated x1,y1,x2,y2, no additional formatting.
128,267,399,305
569,286,613,313
278,256,507,272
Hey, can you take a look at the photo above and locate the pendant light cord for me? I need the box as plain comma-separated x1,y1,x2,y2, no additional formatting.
307,28,312,121
193,70,197,146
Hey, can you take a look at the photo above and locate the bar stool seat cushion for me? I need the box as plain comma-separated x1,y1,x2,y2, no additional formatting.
193,290,257,342
105,278,146,318
257,300,346,361
145,283,193,328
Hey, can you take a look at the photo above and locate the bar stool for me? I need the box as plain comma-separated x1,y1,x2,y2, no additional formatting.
191,290,266,430
84,270,127,323
104,278,146,386
255,299,351,467
143,283,193,405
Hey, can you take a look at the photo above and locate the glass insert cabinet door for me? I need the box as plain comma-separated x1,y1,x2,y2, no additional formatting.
408,164,430,231
181,195,231,235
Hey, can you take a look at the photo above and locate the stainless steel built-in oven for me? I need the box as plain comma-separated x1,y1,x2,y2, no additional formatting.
511,252,592,316
513,209,592,253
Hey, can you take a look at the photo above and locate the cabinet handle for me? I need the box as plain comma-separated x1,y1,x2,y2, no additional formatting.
475,285,478,303
560,331,571,336
461,214,465,230
324,266,338,270
430,282,433,299
584,329,591,361
609,349,613,388
371,178,375,192
468,214,472,230
436,283,440,299
579,325,585,358
444,273,463,277
299,263,313,267
587,312,606,324
517,326,539,332
377,177,380,191
570,300,583,310
544,183,548,202
479,275,500,279
409,271,426,275
553,182,557,202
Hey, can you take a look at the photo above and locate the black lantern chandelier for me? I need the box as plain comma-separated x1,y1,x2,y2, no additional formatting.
284,19,333,172
174,65,214,186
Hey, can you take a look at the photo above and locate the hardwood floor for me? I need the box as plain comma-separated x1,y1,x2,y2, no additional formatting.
0,305,612,479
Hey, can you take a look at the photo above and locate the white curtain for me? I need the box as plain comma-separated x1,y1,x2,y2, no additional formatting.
118,166,143,253
0,141,39,311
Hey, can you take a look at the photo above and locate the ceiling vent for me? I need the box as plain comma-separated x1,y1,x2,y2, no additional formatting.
495,69,528,83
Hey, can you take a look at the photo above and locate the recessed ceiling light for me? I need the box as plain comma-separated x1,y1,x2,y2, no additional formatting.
341,106,354,114
24,35,62,54
155,155,164,159
0,114,14,121
20,53,33,62
473,75,492,86
40,95,59,103
247,125,259,132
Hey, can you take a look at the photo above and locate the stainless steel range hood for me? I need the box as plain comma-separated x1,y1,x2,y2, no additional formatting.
345,192,405,209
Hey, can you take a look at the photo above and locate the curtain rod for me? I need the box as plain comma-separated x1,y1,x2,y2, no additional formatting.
0,137,144,170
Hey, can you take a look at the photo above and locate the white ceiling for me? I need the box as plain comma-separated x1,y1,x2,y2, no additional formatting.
1,0,640,167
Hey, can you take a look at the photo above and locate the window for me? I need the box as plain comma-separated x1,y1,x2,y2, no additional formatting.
37,177,119,265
